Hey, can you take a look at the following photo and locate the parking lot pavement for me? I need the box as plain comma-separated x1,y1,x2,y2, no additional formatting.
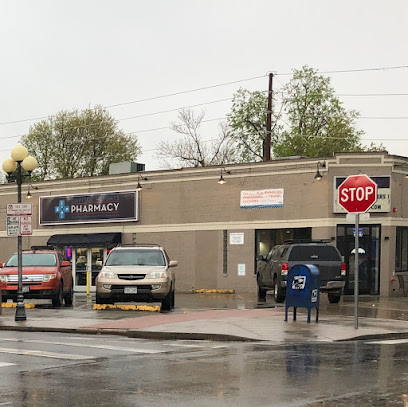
2,292,408,342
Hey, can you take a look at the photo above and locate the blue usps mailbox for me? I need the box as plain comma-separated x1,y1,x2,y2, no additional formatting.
285,264,320,323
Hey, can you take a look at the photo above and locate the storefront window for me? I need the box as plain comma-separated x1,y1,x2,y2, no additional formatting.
396,227,408,273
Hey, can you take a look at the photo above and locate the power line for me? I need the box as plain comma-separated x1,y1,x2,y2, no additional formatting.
118,98,232,121
2,64,408,127
0,75,265,127
2,111,408,145
105,75,266,109
275,65,408,76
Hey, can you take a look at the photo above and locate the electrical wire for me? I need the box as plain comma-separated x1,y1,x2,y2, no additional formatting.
1,64,408,127
275,65,408,76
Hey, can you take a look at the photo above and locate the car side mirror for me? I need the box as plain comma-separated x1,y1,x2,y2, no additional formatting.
257,255,266,262
95,260,103,267
61,261,70,267
0,262,3,268
169,260,178,268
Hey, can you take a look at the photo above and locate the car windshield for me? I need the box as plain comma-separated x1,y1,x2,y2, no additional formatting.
106,249,166,266
289,246,340,261
5,253,57,267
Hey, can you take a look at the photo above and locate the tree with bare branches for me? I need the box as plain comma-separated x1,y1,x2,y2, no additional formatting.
156,109,238,168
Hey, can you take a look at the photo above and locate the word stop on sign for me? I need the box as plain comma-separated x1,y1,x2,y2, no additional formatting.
339,186,375,202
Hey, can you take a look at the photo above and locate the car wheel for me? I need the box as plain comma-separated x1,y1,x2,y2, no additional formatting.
64,282,73,306
257,276,267,299
52,283,63,307
273,277,285,303
161,289,172,311
328,293,341,304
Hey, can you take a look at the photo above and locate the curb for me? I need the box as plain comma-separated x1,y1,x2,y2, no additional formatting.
1,323,408,343
0,325,256,342
337,332,408,342
192,289,235,294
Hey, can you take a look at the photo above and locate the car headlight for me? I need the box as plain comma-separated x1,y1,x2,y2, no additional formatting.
43,274,57,282
147,271,167,279
0,275,9,283
98,271,115,279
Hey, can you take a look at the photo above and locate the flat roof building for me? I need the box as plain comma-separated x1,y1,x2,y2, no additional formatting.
1,151,407,297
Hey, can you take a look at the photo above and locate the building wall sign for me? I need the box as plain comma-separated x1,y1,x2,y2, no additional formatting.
230,233,244,245
333,176,390,213
240,189,284,209
40,190,138,225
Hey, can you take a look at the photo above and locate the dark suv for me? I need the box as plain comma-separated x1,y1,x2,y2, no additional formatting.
256,241,346,303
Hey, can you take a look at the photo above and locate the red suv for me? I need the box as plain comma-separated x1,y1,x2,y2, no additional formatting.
0,246,73,306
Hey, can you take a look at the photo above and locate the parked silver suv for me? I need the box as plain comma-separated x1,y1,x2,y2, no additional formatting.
95,244,177,310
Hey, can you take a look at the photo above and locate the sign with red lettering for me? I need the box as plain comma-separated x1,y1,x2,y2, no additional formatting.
240,189,284,209
338,175,377,213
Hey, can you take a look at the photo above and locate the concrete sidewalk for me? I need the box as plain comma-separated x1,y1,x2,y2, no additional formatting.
2,297,408,342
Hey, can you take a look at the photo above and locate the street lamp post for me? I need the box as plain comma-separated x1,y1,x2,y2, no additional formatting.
2,145,37,321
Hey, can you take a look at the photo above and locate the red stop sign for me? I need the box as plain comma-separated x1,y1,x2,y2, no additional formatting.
338,174,378,213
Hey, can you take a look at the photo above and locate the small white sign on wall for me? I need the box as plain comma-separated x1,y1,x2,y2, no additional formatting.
230,233,244,245
238,264,246,276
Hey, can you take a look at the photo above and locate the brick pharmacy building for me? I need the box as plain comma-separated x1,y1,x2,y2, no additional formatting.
0,151,407,297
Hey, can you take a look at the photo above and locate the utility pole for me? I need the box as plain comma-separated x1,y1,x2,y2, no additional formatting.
264,72,273,161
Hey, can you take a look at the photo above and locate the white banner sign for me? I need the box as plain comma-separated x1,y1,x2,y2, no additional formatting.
240,189,284,209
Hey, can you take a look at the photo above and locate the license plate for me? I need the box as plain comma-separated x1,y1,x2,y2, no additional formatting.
22,286,30,293
124,287,138,294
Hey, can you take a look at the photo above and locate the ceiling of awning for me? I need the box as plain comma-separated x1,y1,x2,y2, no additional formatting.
47,233,121,247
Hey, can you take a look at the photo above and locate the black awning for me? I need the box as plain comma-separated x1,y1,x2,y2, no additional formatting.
47,233,122,247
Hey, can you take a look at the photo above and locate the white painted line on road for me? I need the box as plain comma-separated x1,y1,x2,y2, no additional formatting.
168,343,227,349
0,347,95,360
0,339,165,354
368,339,408,345
0,362,17,367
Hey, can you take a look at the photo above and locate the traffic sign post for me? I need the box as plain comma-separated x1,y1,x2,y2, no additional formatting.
338,174,378,329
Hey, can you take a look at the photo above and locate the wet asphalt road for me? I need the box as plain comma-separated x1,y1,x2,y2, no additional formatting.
0,330,407,406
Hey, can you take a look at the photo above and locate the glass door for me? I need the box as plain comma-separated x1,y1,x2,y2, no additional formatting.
73,247,106,292
337,225,381,295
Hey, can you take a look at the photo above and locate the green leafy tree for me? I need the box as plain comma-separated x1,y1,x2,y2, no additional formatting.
227,66,378,160
274,66,363,157
21,106,141,180
227,89,282,162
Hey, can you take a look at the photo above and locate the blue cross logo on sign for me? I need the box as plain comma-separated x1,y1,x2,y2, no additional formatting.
54,200,70,219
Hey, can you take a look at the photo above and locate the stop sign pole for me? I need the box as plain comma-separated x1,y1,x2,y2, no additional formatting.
338,174,378,329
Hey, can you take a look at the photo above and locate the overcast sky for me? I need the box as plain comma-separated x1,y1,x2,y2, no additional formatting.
0,0,407,172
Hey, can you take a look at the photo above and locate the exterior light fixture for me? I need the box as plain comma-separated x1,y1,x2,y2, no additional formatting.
218,167,231,184
136,174,148,191
2,145,38,322
26,184,38,199
314,161,326,181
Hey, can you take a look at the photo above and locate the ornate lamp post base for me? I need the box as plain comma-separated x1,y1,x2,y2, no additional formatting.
15,299,27,321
